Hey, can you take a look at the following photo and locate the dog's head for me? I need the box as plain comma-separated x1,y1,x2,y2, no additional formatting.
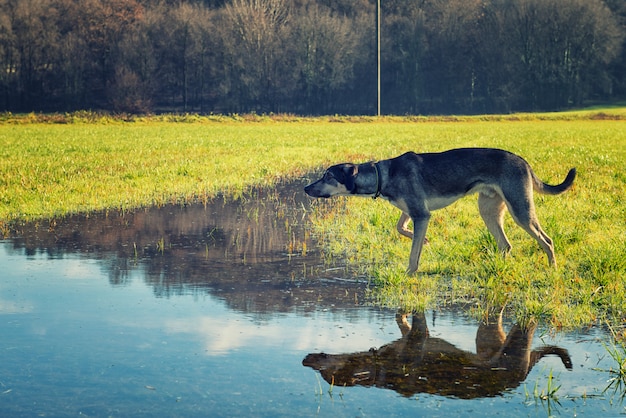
304,164,358,198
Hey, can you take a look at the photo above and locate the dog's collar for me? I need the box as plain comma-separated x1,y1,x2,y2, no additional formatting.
373,162,382,199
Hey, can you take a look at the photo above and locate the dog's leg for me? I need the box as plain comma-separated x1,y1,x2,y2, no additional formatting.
396,212,413,239
407,215,430,275
504,193,556,266
395,311,412,336
478,193,512,255
397,212,429,244
521,218,556,266
476,308,506,361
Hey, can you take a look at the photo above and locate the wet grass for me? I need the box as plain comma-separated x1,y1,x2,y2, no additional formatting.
1,108,625,329
524,369,564,416
602,326,626,403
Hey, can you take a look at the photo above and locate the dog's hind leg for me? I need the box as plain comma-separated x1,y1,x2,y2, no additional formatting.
521,218,556,266
478,192,512,255
504,192,556,266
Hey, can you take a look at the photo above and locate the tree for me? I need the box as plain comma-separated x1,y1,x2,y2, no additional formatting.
141,2,216,112
55,0,144,109
504,0,623,110
111,9,156,113
0,0,18,109
604,0,626,98
381,1,427,114
219,0,293,112
419,0,485,113
0,0,61,110
0,0,623,114
290,2,365,114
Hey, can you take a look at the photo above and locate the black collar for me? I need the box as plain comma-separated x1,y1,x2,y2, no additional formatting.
373,162,382,199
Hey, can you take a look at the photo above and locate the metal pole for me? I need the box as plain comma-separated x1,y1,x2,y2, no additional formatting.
377,0,381,116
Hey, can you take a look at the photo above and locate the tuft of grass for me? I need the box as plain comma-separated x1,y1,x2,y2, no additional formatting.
525,369,563,416
602,326,626,403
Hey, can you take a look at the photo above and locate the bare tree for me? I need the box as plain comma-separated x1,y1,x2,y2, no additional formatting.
53,0,144,109
142,2,215,112
419,0,485,113
291,2,364,113
0,0,18,109
505,0,623,110
381,1,427,114
220,0,292,112
0,0,60,110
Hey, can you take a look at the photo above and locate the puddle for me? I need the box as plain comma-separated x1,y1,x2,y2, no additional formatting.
0,178,624,417
4,178,365,312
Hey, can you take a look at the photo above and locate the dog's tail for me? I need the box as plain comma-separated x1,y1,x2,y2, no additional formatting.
533,168,577,195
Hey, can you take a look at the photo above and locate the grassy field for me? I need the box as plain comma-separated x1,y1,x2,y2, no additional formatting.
1,108,624,329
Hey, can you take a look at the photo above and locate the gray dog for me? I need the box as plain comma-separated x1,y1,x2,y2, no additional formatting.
304,148,576,274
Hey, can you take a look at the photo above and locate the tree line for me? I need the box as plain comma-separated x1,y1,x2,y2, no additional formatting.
1,0,624,115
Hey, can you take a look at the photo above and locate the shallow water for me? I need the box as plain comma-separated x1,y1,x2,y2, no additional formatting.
0,179,623,417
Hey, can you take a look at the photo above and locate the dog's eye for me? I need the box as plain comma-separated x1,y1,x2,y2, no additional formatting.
323,172,333,180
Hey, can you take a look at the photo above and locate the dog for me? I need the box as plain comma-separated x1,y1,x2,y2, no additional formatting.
304,148,576,274
303,310,572,398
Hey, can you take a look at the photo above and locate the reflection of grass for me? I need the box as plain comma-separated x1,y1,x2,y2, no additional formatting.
156,237,165,254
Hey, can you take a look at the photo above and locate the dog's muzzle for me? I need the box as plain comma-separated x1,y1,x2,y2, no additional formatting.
304,181,330,198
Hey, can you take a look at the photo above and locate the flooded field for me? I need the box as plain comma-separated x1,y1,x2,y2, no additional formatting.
0,179,624,417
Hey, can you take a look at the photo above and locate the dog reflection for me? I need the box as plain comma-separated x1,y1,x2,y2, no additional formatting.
302,311,572,398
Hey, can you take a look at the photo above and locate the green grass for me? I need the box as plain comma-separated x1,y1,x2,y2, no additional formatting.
603,330,626,403
1,108,624,328
0,121,335,220
525,369,564,416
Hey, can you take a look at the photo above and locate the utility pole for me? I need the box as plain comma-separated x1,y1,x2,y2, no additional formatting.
377,0,381,116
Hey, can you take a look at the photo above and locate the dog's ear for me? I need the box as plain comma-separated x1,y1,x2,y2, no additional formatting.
341,164,358,193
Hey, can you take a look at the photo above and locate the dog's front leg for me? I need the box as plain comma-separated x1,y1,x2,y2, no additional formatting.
407,215,430,275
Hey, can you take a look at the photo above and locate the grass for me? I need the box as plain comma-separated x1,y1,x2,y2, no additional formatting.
525,369,563,416
0,121,326,220
602,326,626,404
1,107,625,329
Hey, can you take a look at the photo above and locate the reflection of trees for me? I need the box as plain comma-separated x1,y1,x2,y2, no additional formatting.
104,257,133,286
6,180,367,315
303,310,572,399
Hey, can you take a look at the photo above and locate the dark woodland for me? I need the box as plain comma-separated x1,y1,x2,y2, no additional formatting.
1,0,625,115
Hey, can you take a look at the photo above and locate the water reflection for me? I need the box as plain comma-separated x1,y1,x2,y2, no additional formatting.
303,310,573,399
0,179,623,416
4,178,366,315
